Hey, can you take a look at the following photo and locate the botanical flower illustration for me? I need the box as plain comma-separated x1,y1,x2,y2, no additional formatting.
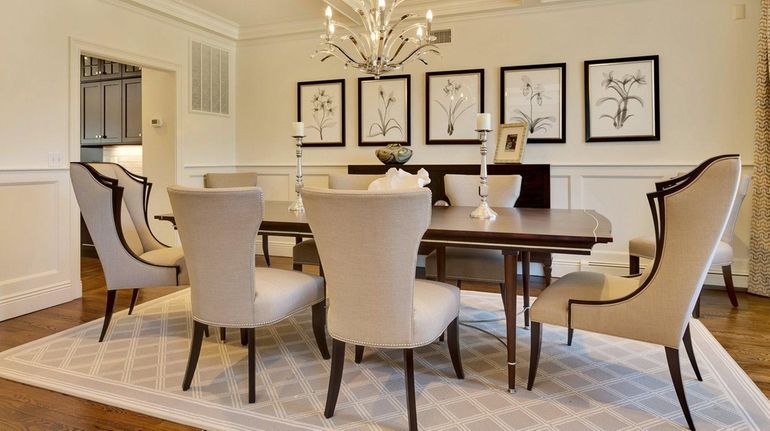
434,79,475,136
510,76,555,135
308,88,336,140
597,70,647,129
368,86,403,138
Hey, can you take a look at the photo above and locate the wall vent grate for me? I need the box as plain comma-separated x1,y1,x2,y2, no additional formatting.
430,29,452,44
191,41,229,115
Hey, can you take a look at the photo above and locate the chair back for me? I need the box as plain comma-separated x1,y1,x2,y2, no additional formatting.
302,187,432,346
204,172,258,188
168,186,263,326
328,174,382,190
444,174,522,207
721,175,752,245
609,155,741,347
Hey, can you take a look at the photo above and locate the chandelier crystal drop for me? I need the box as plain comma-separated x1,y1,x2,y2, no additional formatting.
314,1,440,78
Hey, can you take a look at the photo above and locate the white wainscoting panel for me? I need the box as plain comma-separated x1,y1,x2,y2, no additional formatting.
0,169,76,320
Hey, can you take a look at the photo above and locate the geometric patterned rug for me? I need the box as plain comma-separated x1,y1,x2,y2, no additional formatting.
0,289,768,431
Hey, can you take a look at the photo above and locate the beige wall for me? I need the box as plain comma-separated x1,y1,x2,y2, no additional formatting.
235,0,759,283
0,0,236,319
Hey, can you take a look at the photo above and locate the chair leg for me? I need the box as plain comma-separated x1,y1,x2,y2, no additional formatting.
543,254,553,286
240,328,248,346
128,288,140,315
567,328,574,346
312,302,330,359
203,326,209,338
248,328,256,403
682,325,703,382
447,317,464,379
262,234,271,267
629,255,640,275
522,251,531,328
182,321,207,391
693,296,701,319
665,347,697,431
438,332,444,342
324,339,346,418
355,345,365,364
99,290,117,342
527,321,542,390
219,327,226,342
499,283,508,315
404,348,418,431
722,265,739,307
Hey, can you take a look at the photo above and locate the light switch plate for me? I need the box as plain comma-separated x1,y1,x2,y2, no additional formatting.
733,4,746,20
47,152,64,168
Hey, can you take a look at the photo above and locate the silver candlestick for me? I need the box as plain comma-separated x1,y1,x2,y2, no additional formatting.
288,136,305,212
470,129,497,220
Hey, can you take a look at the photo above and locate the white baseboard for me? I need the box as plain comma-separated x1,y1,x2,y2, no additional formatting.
0,281,74,321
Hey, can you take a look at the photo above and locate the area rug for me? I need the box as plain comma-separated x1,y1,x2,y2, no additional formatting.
0,290,768,431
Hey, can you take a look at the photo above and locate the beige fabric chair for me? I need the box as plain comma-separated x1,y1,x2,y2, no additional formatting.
629,175,752,312
292,174,382,269
168,186,328,404
424,175,530,322
71,162,186,342
302,187,463,431
527,155,741,431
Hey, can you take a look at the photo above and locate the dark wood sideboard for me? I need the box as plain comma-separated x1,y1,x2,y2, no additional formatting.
347,164,553,283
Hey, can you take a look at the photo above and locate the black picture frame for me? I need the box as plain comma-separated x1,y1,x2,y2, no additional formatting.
584,55,660,142
500,63,566,144
358,74,411,147
426,69,485,145
297,79,346,147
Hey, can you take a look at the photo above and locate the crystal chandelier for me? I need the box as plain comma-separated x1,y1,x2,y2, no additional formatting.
314,1,439,78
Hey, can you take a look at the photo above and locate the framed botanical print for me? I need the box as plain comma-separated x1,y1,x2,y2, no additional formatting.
584,55,660,142
358,75,411,146
500,63,566,143
494,122,528,164
297,79,345,147
426,69,484,145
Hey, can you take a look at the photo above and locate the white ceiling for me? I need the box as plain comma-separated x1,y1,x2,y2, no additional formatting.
181,0,328,28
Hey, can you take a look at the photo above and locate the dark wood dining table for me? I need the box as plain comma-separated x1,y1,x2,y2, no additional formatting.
156,200,613,392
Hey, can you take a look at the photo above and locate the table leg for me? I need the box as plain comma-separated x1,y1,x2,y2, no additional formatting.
503,250,519,393
522,251,530,328
262,235,271,267
293,236,303,271
436,246,446,283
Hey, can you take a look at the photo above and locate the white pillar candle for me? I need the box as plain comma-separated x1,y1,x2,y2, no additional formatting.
292,122,305,137
476,113,492,131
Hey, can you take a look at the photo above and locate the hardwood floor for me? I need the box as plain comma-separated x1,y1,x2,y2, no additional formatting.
0,257,767,430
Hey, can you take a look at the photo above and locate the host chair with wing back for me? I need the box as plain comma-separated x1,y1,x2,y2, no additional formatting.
629,175,752,314
71,162,186,342
527,155,741,431
292,174,382,271
424,175,529,322
302,187,463,431
168,186,328,404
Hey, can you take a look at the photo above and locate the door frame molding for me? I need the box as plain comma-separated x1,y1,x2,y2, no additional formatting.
68,37,183,297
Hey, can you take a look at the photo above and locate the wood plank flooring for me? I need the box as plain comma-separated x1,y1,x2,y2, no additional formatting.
0,257,767,430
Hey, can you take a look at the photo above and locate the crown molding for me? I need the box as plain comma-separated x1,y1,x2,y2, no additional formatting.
119,0,239,39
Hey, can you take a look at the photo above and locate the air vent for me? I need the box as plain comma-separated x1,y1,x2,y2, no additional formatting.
430,29,452,44
191,41,230,115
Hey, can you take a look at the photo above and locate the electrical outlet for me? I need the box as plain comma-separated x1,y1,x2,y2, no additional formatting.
47,152,64,168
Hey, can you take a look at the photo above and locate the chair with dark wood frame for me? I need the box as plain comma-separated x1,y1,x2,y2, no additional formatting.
70,162,185,342
527,155,742,431
168,186,329,404
302,187,464,431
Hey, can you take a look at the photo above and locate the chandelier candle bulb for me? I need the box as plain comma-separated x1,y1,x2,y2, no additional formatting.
292,122,305,138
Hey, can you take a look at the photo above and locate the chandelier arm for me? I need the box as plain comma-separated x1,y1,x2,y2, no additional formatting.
341,35,371,63
393,44,440,66
334,22,374,55
382,14,414,51
384,22,424,54
315,48,365,69
325,43,364,65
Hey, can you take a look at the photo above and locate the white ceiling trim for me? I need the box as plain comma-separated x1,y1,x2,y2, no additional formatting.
120,0,240,39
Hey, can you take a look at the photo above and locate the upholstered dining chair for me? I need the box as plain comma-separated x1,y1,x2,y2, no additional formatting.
168,186,328,404
302,187,463,431
71,162,186,342
424,175,532,323
527,155,741,431
628,175,752,314
292,174,382,271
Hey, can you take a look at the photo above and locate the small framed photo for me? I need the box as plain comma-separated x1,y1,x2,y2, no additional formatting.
501,63,566,143
585,55,660,142
359,75,411,146
297,79,345,147
426,69,484,145
494,122,528,164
